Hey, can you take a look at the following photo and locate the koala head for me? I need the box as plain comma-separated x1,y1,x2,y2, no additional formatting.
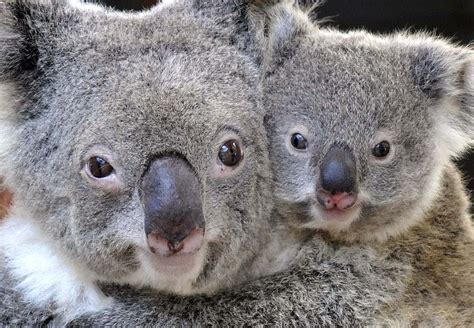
261,4,473,242
0,0,271,297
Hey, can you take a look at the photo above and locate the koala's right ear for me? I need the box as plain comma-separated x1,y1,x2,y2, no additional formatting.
256,1,315,70
0,0,72,84
411,41,474,157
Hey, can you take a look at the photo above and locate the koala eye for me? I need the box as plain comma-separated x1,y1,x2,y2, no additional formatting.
218,140,243,167
290,133,308,150
372,141,391,158
88,156,114,178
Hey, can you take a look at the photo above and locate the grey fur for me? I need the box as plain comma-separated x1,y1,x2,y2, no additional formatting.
67,240,408,327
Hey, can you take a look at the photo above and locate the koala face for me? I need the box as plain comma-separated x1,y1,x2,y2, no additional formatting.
0,0,271,296
263,5,473,242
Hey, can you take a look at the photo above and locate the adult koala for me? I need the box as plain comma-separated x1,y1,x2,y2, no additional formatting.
0,0,273,323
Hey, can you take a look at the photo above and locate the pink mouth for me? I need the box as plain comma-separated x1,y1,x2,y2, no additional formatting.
317,191,357,211
314,191,361,223
146,228,204,275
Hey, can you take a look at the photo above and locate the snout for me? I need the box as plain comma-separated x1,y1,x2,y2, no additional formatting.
317,143,358,211
141,156,205,258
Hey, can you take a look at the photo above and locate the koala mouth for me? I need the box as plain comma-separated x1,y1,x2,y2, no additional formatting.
316,191,358,211
300,195,361,232
145,227,206,275
147,227,204,257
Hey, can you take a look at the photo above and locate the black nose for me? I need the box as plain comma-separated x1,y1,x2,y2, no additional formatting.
141,156,205,251
319,143,358,195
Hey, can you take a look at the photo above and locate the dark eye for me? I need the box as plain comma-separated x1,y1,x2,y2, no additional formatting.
218,140,243,167
291,133,308,150
372,141,391,158
88,157,114,178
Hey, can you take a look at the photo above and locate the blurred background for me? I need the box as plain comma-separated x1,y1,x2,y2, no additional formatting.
97,0,474,208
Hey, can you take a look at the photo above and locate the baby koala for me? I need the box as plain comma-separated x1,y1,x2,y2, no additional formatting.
261,2,474,325
0,0,271,323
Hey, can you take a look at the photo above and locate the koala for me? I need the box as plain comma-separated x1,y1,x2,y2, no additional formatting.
261,2,474,240
258,2,474,325
0,0,274,323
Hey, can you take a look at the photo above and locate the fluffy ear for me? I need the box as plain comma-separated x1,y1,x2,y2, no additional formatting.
257,1,314,71
412,42,474,157
0,0,69,84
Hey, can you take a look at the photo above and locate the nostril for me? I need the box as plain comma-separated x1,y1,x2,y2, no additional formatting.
317,191,333,208
167,240,184,253
147,232,171,256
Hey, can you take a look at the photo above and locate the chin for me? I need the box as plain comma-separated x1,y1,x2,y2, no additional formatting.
114,244,209,295
303,203,362,233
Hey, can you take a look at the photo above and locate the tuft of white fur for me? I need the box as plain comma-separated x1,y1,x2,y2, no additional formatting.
0,209,112,324
113,243,207,296
434,92,473,159
250,228,303,277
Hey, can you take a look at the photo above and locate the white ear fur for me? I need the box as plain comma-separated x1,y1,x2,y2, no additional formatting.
267,2,314,51
434,54,474,159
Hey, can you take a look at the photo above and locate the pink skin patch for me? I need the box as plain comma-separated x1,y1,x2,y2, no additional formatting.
0,187,13,220
317,191,357,211
310,191,362,231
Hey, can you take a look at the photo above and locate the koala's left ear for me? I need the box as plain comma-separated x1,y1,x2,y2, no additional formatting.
412,42,474,157
0,1,72,87
0,0,101,85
